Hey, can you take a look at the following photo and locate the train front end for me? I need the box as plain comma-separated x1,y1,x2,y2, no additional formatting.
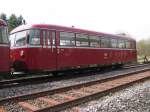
9,25,30,72
9,25,43,72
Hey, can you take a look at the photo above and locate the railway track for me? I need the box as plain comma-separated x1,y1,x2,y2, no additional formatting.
0,67,150,112
123,63,148,69
0,63,149,89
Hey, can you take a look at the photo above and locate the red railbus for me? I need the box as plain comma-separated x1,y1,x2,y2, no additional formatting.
9,24,137,72
0,19,10,74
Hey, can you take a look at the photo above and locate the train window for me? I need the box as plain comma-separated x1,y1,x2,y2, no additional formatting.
131,41,136,49
52,32,55,45
60,32,75,46
43,31,46,46
110,39,117,48
118,40,125,48
0,29,2,43
89,36,100,47
125,40,131,49
47,31,50,46
29,29,40,45
100,38,110,48
0,27,9,44
15,30,27,47
9,33,15,47
76,34,89,47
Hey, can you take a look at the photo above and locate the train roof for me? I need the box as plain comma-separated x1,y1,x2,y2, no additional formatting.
10,24,135,41
0,19,7,26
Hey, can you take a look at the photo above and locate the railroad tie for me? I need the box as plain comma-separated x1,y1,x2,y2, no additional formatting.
83,87,99,93
38,97,59,105
71,107,81,112
72,90,89,96
18,101,39,112
56,94,76,100
0,106,5,112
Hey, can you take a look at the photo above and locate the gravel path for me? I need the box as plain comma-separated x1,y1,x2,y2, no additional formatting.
76,79,150,112
0,65,150,98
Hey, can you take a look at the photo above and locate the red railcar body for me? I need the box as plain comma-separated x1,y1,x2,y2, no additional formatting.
0,19,10,74
10,24,137,72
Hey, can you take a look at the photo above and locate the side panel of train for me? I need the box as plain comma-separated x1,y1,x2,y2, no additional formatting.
10,28,137,72
11,47,136,72
57,48,136,69
0,46,10,73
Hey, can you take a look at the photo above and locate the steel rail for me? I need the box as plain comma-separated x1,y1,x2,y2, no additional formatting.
0,64,149,89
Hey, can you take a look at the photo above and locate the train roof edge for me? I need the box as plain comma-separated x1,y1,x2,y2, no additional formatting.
10,24,135,41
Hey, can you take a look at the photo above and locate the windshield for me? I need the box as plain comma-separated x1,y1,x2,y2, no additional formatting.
0,27,9,44
10,29,41,47
9,30,27,47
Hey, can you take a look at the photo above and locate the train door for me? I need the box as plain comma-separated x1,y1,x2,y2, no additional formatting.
41,30,57,71
38,30,46,70
47,31,57,70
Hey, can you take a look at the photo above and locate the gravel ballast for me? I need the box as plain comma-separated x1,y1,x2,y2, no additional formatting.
76,79,150,112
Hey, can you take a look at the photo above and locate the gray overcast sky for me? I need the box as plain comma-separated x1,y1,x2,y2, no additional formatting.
1,0,150,41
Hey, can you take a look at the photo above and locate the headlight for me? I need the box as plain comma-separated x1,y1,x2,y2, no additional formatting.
20,50,25,57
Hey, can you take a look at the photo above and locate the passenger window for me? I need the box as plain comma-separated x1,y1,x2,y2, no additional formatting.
100,38,110,48
110,39,117,48
29,29,40,45
76,34,89,47
60,32,75,46
125,40,131,49
131,41,136,49
89,36,100,47
118,40,125,48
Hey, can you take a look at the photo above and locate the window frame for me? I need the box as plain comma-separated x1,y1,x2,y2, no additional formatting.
100,37,110,48
59,31,76,46
89,35,101,48
131,41,136,49
28,29,41,46
125,40,131,49
75,33,89,47
0,26,9,44
110,38,118,48
118,39,126,49
10,30,28,47
46,31,51,46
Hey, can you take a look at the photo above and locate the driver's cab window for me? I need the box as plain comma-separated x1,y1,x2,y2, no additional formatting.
15,31,26,46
